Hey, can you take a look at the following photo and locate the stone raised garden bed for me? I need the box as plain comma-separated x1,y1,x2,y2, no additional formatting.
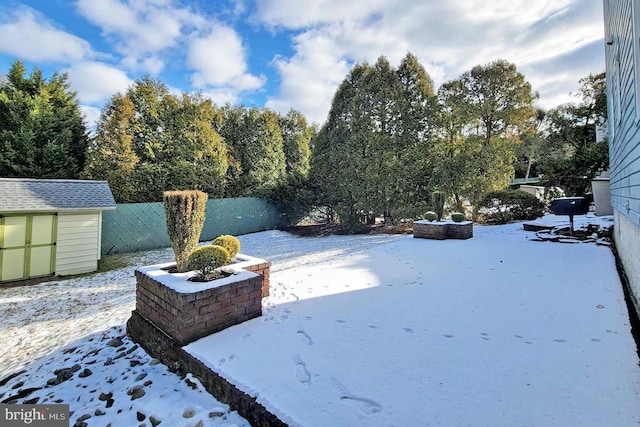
413,220,473,240
133,253,271,346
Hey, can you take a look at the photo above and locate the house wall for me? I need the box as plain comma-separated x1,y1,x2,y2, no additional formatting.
604,0,640,313
55,211,101,276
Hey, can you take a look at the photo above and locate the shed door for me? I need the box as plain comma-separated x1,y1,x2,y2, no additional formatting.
0,214,57,282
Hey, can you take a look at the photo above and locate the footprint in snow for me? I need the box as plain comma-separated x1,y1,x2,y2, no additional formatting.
591,338,602,342
296,330,313,346
403,328,414,334
553,339,567,343
292,354,311,384
443,334,454,338
332,379,383,416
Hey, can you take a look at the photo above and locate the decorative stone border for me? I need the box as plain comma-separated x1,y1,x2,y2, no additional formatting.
413,220,473,240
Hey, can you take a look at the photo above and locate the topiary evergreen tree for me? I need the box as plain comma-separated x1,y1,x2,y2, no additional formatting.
163,190,208,272
432,191,446,221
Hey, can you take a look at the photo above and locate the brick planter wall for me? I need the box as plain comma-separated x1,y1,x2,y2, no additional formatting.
240,260,271,297
135,267,263,346
127,311,287,427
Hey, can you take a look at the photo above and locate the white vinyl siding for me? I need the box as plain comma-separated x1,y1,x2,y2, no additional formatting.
55,212,101,276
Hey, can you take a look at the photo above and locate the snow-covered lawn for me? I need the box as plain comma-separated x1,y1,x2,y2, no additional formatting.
1,215,639,426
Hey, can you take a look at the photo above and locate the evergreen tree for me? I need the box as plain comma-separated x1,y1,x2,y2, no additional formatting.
310,53,440,225
0,61,89,178
83,78,228,202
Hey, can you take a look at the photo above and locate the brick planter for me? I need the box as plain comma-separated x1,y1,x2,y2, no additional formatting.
413,220,473,240
133,253,271,346
234,254,271,297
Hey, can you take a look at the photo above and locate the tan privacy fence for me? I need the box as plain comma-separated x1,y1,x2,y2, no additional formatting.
101,197,282,255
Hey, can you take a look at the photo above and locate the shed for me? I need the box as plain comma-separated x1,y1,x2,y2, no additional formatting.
0,178,116,282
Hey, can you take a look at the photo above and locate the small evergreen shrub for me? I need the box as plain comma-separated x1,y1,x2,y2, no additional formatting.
451,212,466,222
424,211,438,222
187,245,231,281
212,235,241,260
163,190,208,272
432,191,446,221
478,189,545,224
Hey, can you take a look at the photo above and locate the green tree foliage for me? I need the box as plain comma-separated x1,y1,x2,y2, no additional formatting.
538,72,608,196
214,105,290,196
279,109,312,176
0,61,89,178
83,77,228,202
434,59,537,217
310,53,439,226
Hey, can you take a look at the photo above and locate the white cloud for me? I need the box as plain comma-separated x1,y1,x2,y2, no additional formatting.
79,105,102,133
266,28,351,124
255,0,388,29
67,62,133,104
76,0,205,73
259,0,605,123
188,23,265,91
199,90,240,106
0,6,93,62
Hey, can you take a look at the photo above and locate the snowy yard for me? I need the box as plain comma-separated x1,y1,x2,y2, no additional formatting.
1,216,639,426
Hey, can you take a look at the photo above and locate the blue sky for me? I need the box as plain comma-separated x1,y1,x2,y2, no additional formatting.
0,0,605,127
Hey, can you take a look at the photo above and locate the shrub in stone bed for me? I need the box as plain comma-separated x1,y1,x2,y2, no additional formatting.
188,245,231,281
424,211,438,221
478,189,545,224
451,212,466,222
212,235,241,260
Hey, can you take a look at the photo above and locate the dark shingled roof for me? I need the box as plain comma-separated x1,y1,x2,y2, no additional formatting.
0,178,116,212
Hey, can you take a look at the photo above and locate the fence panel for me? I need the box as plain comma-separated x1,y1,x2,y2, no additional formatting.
101,197,282,255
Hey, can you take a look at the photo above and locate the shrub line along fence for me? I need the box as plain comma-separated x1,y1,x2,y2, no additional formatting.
101,197,283,256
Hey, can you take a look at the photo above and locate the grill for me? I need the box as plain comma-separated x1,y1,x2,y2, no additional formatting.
550,197,589,234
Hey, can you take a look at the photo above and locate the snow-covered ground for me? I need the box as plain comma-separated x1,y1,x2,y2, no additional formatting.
1,215,639,426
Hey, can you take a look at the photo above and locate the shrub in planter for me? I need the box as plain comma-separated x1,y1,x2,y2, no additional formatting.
187,245,231,280
451,212,466,222
212,235,241,260
163,190,208,272
432,191,446,221
424,211,438,222
478,189,545,224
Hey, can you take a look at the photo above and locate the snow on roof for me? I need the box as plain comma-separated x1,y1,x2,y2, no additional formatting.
0,178,116,212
